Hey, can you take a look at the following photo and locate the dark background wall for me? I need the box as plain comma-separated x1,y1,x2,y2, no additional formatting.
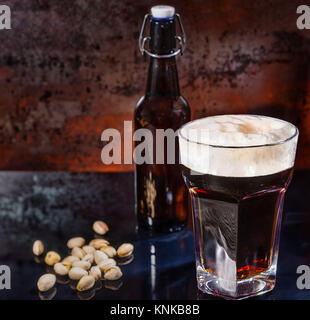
0,0,309,171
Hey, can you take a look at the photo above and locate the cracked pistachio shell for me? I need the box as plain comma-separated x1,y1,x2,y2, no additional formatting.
45,251,61,266
117,243,134,258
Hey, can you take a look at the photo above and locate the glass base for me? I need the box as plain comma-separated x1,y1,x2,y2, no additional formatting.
197,269,275,300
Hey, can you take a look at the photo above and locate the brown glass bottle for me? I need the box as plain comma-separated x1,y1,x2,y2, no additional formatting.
135,10,190,233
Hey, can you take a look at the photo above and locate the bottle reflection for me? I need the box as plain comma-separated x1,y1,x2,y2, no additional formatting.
150,244,156,300
147,240,192,299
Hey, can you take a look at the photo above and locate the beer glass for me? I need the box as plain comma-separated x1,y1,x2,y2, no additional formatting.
178,115,298,299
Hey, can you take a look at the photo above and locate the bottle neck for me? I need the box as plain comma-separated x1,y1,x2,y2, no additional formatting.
145,17,179,99
145,57,180,98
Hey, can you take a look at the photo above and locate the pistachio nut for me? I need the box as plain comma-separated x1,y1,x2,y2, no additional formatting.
98,258,116,273
82,253,94,264
37,274,56,292
54,262,70,276
45,251,61,266
62,255,80,267
71,247,86,259
77,275,95,292
93,220,109,235
89,266,101,281
72,260,91,270
33,240,44,256
68,267,88,280
67,237,86,249
82,245,96,255
117,243,134,258
104,266,123,281
89,239,109,249
101,246,116,258
94,250,108,265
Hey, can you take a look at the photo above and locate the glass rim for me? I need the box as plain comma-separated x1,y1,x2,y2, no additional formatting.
178,114,299,149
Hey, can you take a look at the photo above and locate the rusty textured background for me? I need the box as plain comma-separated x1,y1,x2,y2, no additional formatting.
0,0,309,171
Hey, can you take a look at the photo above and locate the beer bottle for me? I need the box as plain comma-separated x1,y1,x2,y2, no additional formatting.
134,5,190,233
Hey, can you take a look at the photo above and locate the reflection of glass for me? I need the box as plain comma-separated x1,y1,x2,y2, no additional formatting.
104,280,123,291
92,280,102,292
117,255,134,266
39,287,57,300
33,256,44,264
77,289,95,300
179,115,298,299
69,280,78,291
56,275,69,285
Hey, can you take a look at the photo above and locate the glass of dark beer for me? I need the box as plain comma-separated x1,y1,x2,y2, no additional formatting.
178,115,299,299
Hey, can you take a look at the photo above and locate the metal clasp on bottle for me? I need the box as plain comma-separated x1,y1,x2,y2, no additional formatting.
139,13,186,59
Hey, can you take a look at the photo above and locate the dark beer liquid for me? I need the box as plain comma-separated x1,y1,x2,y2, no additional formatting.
135,17,190,233
182,166,294,279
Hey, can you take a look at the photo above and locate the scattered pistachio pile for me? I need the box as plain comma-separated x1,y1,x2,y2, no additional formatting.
34,220,134,297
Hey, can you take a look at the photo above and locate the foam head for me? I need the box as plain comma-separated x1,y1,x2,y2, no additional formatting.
179,115,298,177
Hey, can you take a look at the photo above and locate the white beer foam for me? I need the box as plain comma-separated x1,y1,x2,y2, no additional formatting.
179,115,298,177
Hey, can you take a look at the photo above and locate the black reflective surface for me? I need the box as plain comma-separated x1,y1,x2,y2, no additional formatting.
0,170,309,300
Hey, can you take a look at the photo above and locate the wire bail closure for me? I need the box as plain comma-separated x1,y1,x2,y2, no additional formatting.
139,13,186,59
